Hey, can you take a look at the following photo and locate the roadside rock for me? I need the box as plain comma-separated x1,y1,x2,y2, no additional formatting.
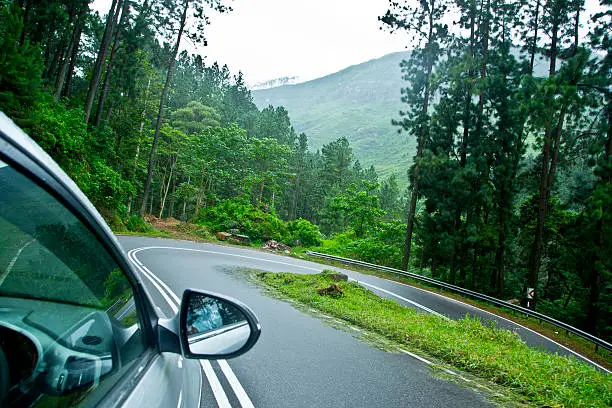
317,283,343,297
262,240,291,251
330,273,348,282
216,231,231,241
232,234,250,244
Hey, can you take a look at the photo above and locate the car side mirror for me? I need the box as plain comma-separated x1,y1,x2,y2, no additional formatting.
178,289,261,359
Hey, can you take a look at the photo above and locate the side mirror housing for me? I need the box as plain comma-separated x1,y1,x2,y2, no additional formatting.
178,289,261,359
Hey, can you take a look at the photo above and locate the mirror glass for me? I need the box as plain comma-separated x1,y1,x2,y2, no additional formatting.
185,294,251,356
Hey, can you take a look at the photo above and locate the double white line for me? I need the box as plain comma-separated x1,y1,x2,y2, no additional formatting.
127,247,254,408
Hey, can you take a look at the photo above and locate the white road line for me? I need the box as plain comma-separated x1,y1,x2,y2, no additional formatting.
131,249,182,303
128,250,177,314
356,280,449,320
200,360,231,408
0,239,35,286
218,360,255,408
128,247,257,407
129,244,609,375
376,278,612,373
132,246,320,272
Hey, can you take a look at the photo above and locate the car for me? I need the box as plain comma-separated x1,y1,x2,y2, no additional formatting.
0,111,262,407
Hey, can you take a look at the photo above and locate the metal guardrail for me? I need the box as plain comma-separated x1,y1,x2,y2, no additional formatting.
306,251,612,353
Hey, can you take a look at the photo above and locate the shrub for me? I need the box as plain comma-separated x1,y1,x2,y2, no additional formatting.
287,218,322,247
126,216,154,233
196,197,288,242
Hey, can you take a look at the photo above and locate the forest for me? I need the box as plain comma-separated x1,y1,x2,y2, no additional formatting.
0,0,609,339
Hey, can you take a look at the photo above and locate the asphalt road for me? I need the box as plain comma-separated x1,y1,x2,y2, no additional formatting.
117,236,602,407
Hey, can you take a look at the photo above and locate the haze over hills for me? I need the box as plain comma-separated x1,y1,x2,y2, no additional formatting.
253,51,414,186
252,50,552,188
250,76,301,90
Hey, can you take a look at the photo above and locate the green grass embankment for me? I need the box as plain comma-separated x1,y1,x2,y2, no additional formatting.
257,270,612,408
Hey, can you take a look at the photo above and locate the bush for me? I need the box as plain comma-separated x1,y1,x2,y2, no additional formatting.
314,221,405,268
196,197,288,242
126,216,154,233
287,218,322,247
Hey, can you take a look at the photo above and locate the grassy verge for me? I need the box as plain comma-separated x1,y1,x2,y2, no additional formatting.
293,254,612,370
257,270,611,408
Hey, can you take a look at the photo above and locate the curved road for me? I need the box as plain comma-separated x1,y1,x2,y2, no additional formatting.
118,236,604,407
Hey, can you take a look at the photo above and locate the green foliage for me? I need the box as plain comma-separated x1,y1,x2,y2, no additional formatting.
196,197,288,242
287,218,321,247
0,3,43,123
79,160,135,212
171,101,221,134
103,268,131,304
28,100,87,174
317,221,404,269
126,216,155,233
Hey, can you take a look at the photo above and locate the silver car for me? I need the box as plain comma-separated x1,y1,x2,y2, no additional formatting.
0,112,261,407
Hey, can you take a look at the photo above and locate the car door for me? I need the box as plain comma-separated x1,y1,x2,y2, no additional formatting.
0,113,202,407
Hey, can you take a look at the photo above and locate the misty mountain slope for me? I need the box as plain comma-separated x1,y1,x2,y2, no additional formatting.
252,50,550,187
253,51,415,185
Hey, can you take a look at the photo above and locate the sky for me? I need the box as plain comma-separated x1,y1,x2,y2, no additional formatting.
93,0,408,85
197,0,408,85
94,0,605,86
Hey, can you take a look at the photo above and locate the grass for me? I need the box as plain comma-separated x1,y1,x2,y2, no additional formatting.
257,270,612,408
293,253,612,370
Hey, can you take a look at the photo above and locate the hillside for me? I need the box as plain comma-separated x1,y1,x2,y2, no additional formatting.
252,50,553,187
253,51,414,186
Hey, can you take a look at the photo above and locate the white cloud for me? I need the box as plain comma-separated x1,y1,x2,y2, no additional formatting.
93,0,605,85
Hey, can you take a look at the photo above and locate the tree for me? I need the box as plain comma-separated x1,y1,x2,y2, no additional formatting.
139,0,232,216
380,0,449,270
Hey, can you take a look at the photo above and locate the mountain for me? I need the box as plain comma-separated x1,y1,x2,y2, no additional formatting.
253,52,414,186
252,50,551,187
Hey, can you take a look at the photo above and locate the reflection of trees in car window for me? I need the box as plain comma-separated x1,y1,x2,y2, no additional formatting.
0,160,146,406
187,295,246,335
188,299,223,334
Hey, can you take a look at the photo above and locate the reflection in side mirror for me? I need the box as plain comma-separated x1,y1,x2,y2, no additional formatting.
179,290,261,359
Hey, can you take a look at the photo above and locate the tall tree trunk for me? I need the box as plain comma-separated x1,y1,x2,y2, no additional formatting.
528,18,560,306
169,177,177,217
495,187,507,297
19,0,31,46
54,4,87,101
573,1,580,55
529,2,540,76
62,16,84,98
257,180,265,207
94,0,130,126
450,0,476,281
83,0,121,123
401,5,435,271
586,99,612,333
159,158,176,218
182,176,190,218
140,0,189,216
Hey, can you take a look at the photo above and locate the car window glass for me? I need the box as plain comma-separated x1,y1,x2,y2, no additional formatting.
0,159,146,407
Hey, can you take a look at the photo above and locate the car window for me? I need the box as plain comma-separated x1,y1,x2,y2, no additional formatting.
0,159,146,407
